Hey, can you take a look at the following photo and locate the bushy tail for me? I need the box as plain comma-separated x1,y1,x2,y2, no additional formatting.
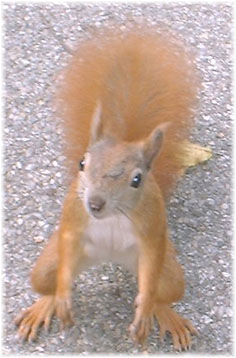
57,27,199,198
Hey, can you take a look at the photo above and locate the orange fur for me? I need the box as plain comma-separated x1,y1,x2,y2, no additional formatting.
57,29,198,197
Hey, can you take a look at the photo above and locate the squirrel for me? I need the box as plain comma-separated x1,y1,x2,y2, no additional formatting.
15,28,200,351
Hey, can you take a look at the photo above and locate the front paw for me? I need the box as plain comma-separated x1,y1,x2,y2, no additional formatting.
129,298,154,345
55,295,74,328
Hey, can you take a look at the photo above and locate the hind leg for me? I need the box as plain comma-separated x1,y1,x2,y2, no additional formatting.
15,232,59,341
15,295,56,342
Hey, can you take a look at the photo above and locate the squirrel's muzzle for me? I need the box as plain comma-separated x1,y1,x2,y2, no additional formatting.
88,195,106,214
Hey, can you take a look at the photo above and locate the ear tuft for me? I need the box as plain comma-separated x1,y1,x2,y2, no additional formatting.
143,122,170,169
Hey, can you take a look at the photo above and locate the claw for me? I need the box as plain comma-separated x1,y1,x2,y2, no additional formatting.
15,310,28,326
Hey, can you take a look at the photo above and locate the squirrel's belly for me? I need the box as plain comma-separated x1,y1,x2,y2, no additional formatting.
83,214,138,273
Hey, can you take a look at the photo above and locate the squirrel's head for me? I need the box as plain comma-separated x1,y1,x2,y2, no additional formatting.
77,102,168,219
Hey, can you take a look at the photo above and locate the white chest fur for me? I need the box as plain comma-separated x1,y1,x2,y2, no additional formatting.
83,214,138,273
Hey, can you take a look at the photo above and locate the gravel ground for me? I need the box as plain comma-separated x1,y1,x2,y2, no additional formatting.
3,2,233,355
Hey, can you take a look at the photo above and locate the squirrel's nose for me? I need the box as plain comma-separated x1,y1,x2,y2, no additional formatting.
88,196,106,213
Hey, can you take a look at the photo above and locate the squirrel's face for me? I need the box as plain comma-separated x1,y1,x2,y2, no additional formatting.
78,139,148,219
77,101,167,220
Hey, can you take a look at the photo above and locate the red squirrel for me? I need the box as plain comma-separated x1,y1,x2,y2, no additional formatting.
15,29,199,351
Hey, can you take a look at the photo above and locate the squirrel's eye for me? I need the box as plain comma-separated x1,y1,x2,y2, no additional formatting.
79,158,85,171
130,173,142,188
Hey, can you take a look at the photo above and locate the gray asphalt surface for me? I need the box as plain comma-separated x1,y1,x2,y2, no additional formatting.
3,3,233,355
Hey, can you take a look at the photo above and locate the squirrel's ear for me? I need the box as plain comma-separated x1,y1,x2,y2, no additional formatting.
89,101,103,145
143,122,170,169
